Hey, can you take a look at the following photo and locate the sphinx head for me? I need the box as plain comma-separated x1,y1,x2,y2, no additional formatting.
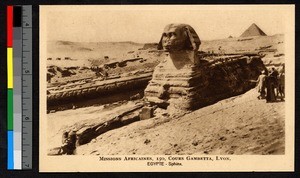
157,24,201,52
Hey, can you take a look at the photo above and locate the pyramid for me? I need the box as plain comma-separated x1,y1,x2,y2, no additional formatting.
240,23,267,37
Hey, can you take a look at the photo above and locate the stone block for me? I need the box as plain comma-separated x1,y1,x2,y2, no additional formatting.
139,107,154,120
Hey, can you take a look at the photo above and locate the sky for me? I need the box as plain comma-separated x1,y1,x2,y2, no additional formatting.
42,5,291,43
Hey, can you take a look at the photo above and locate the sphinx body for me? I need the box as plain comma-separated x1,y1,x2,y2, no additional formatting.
144,23,266,116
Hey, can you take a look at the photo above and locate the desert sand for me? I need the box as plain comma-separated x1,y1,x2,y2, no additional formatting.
46,34,285,155
47,88,284,155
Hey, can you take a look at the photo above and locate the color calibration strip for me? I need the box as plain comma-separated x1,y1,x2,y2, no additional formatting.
7,5,32,170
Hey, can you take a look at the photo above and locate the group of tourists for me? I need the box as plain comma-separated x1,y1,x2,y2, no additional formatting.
256,67,285,102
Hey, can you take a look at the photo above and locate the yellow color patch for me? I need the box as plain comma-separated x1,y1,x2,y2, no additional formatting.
7,48,13,88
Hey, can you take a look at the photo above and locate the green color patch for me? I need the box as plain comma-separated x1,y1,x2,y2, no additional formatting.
7,89,13,130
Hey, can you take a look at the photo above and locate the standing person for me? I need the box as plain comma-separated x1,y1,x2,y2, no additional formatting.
278,71,285,100
266,71,276,103
270,67,279,98
270,67,279,78
256,70,267,99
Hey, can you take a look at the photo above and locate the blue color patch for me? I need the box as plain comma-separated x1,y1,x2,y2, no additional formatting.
7,131,14,169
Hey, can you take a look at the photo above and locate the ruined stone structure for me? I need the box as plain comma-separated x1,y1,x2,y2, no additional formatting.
144,23,266,115
47,72,152,110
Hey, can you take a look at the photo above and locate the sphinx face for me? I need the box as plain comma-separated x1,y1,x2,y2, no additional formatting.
161,24,188,52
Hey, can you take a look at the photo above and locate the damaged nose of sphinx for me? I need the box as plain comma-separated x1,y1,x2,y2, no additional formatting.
157,23,201,52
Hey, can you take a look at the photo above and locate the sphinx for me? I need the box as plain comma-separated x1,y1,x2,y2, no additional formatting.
144,23,266,116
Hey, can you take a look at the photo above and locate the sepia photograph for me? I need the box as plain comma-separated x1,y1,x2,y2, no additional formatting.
39,5,294,172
